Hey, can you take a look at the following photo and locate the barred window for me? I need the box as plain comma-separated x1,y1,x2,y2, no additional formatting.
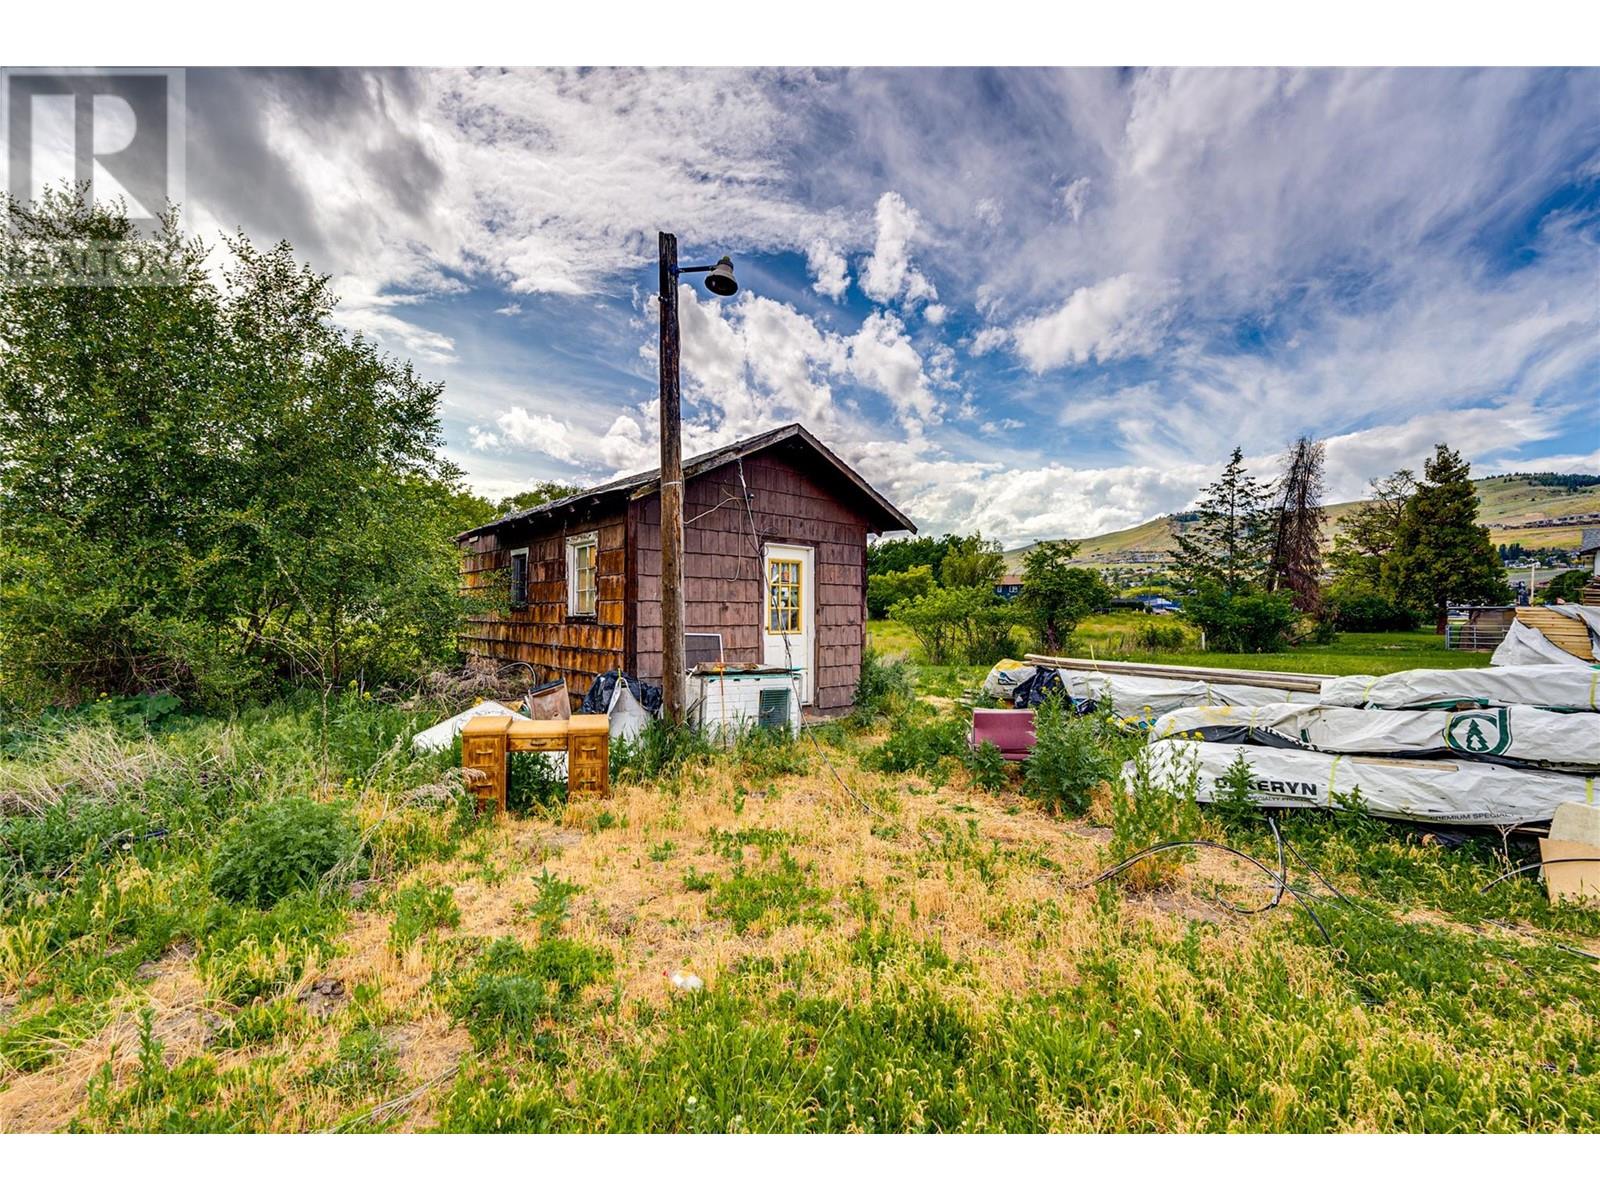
566,534,598,617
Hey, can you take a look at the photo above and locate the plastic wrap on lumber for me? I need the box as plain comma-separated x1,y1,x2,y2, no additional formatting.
1129,739,1597,826
1023,654,1327,692
1058,669,1303,719
1148,701,1600,771
1320,663,1600,711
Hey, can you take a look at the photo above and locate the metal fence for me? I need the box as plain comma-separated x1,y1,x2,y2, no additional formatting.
1445,605,1515,652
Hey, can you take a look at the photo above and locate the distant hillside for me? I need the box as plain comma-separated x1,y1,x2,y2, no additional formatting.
1002,474,1600,569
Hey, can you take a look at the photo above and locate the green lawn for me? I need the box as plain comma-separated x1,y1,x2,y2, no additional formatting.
869,611,1492,676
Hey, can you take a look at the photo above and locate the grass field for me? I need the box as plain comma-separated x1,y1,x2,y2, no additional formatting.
1,666,1596,1133
870,612,1492,676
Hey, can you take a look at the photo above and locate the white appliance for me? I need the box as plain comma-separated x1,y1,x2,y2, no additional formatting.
688,664,803,742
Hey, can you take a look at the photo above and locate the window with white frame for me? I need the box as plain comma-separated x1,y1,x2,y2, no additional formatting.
566,533,598,617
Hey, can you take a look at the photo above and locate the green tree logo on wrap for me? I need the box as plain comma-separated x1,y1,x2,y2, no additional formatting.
1445,710,1512,757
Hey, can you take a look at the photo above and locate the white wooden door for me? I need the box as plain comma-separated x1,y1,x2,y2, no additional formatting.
761,543,815,706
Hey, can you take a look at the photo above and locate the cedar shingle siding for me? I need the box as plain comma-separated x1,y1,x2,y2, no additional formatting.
455,427,909,715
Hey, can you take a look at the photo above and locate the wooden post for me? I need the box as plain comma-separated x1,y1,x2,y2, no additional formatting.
659,231,686,724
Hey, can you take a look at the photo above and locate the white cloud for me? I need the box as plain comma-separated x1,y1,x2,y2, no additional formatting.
1010,274,1162,372
860,191,938,308
805,239,849,301
1060,176,1091,222
494,407,581,462
923,303,948,325
495,302,523,316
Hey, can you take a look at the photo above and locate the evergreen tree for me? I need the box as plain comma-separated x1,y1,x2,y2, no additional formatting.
1173,447,1274,595
1389,445,1512,632
1266,436,1327,612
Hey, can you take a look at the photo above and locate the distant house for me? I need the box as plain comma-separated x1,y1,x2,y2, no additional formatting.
1142,596,1181,614
994,574,1024,600
1579,528,1600,576
455,424,915,715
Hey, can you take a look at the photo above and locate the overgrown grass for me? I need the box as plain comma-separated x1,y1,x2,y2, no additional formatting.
4,679,1597,1133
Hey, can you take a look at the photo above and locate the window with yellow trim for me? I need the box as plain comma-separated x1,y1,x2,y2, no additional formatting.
766,558,802,633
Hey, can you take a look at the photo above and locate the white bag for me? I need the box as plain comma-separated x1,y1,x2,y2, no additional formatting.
410,701,521,754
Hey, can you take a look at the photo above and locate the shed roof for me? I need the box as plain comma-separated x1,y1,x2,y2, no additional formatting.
1580,527,1600,555
458,423,915,540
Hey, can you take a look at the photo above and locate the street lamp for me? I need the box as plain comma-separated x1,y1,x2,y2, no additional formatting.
658,232,739,723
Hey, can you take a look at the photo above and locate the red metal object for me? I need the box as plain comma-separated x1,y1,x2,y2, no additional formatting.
970,708,1036,762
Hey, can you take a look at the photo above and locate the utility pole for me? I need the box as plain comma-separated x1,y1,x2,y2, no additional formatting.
658,231,686,723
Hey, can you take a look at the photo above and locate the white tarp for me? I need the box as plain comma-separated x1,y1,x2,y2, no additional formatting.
410,701,521,753
1057,670,1301,722
1148,701,1600,771
1129,738,1598,826
1320,663,1600,712
981,660,1039,701
1491,604,1600,667
981,660,1301,720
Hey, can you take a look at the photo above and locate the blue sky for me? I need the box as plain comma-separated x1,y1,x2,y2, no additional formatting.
179,67,1599,544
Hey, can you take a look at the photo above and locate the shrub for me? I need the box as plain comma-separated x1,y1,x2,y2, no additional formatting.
963,740,1009,792
1023,694,1116,817
507,750,567,817
1181,582,1297,653
1130,620,1186,651
890,586,1019,666
1109,746,1201,890
850,648,916,725
865,713,969,775
866,565,936,619
1325,580,1420,632
208,795,360,907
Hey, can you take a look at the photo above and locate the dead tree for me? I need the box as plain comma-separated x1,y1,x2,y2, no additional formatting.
1267,436,1327,612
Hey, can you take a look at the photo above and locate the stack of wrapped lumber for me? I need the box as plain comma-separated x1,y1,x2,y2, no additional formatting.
1102,659,1600,827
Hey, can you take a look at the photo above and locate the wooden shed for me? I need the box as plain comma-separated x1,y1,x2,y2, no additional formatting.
455,424,915,716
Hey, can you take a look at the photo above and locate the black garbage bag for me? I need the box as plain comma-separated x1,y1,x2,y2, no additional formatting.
580,670,663,717
1011,667,1064,709
1011,668,1097,715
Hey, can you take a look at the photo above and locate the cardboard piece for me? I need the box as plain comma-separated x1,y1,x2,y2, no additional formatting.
1539,838,1600,906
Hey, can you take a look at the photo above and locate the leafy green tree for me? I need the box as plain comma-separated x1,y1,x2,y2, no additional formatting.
1173,447,1274,594
1326,469,1415,593
938,531,1006,589
866,564,935,619
496,480,581,515
866,533,960,577
1538,569,1590,605
0,188,469,706
1389,445,1512,632
1018,540,1110,652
